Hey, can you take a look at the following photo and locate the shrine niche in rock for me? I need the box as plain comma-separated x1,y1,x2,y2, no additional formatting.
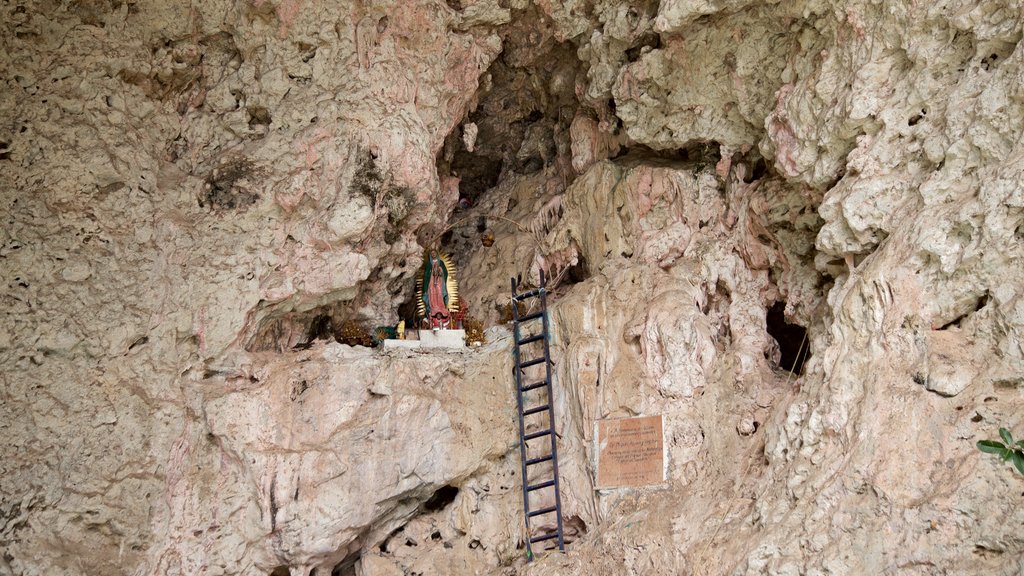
416,250,461,330
384,249,468,349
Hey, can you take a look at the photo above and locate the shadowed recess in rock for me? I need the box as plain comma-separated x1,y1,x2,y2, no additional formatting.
766,301,809,375
421,485,459,512
609,141,720,168
436,32,581,207
330,551,359,576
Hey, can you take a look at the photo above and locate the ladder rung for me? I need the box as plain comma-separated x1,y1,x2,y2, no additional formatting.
519,310,544,322
519,357,545,369
530,531,560,544
514,288,544,300
528,506,557,518
524,429,552,441
526,454,552,466
523,404,549,416
521,380,547,392
517,333,544,346
527,480,555,492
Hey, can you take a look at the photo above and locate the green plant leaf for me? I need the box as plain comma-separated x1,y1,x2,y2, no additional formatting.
977,440,1006,454
1013,452,1024,476
1002,448,1014,461
999,428,1013,445
1017,440,1024,449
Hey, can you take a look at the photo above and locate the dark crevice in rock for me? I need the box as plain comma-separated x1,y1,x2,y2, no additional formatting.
422,485,459,512
435,20,584,275
270,567,289,576
452,154,504,201
611,141,721,169
625,32,661,63
435,23,581,206
559,252,589,286
305,314,333,345
907,107,927,126
745,156,769,182
564,514,588,543
766,301,810,375
937,291,990,330
396,291,422,333
379,526,404,554
247,105,271,129
330,552,360,576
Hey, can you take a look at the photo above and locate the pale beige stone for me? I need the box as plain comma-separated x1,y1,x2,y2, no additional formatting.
4,1,1024,575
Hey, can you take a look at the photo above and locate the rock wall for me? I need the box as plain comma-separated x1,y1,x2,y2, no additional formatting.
2,1,1023,575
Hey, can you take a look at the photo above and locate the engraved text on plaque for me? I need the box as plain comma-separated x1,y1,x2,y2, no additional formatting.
595,415,665,488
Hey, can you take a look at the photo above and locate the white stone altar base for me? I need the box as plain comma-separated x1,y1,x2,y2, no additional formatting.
381,330,466,350
382,339,422,350
417,329,466,349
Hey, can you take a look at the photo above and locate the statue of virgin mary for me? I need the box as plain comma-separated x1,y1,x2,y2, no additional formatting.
415,250,460,329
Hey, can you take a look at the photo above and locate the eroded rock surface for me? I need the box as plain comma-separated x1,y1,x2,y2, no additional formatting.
3,1,1024,575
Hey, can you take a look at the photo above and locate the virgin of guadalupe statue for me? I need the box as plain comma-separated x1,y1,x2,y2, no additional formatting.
415,250,460,329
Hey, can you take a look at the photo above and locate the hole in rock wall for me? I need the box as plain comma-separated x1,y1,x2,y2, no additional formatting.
563,515,588,542
247,105,272,129
766,301,809,375
436,12,581,221
907,108,927,126
560,252,589,286
270,567,289,576
978,33,1020,72
625,32,661,63
305,314,333,344
422,485,459,512
395,293,421,331
433,16,588,292
745,156,768,182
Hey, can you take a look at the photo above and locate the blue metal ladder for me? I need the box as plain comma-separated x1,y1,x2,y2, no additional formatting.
511,270,565,560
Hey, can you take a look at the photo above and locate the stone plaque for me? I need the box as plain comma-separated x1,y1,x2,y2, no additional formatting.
595,415,665,488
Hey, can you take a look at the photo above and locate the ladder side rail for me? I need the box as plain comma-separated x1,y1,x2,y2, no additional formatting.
538,269,566,552
510,276,534,560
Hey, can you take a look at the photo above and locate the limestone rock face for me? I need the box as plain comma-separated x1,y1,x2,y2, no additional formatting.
2,1,502,574
148,338,520,575
3,0,1024,576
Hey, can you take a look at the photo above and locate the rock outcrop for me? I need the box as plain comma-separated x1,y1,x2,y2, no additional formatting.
2,1,1023,575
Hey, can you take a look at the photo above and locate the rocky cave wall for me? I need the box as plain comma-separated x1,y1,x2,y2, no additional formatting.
2,1,1023,575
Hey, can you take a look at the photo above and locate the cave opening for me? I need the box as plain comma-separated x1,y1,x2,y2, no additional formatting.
560,252,589,286
435,35,581,205
766,301,809,375
422,485,459,512
433,11,584,274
